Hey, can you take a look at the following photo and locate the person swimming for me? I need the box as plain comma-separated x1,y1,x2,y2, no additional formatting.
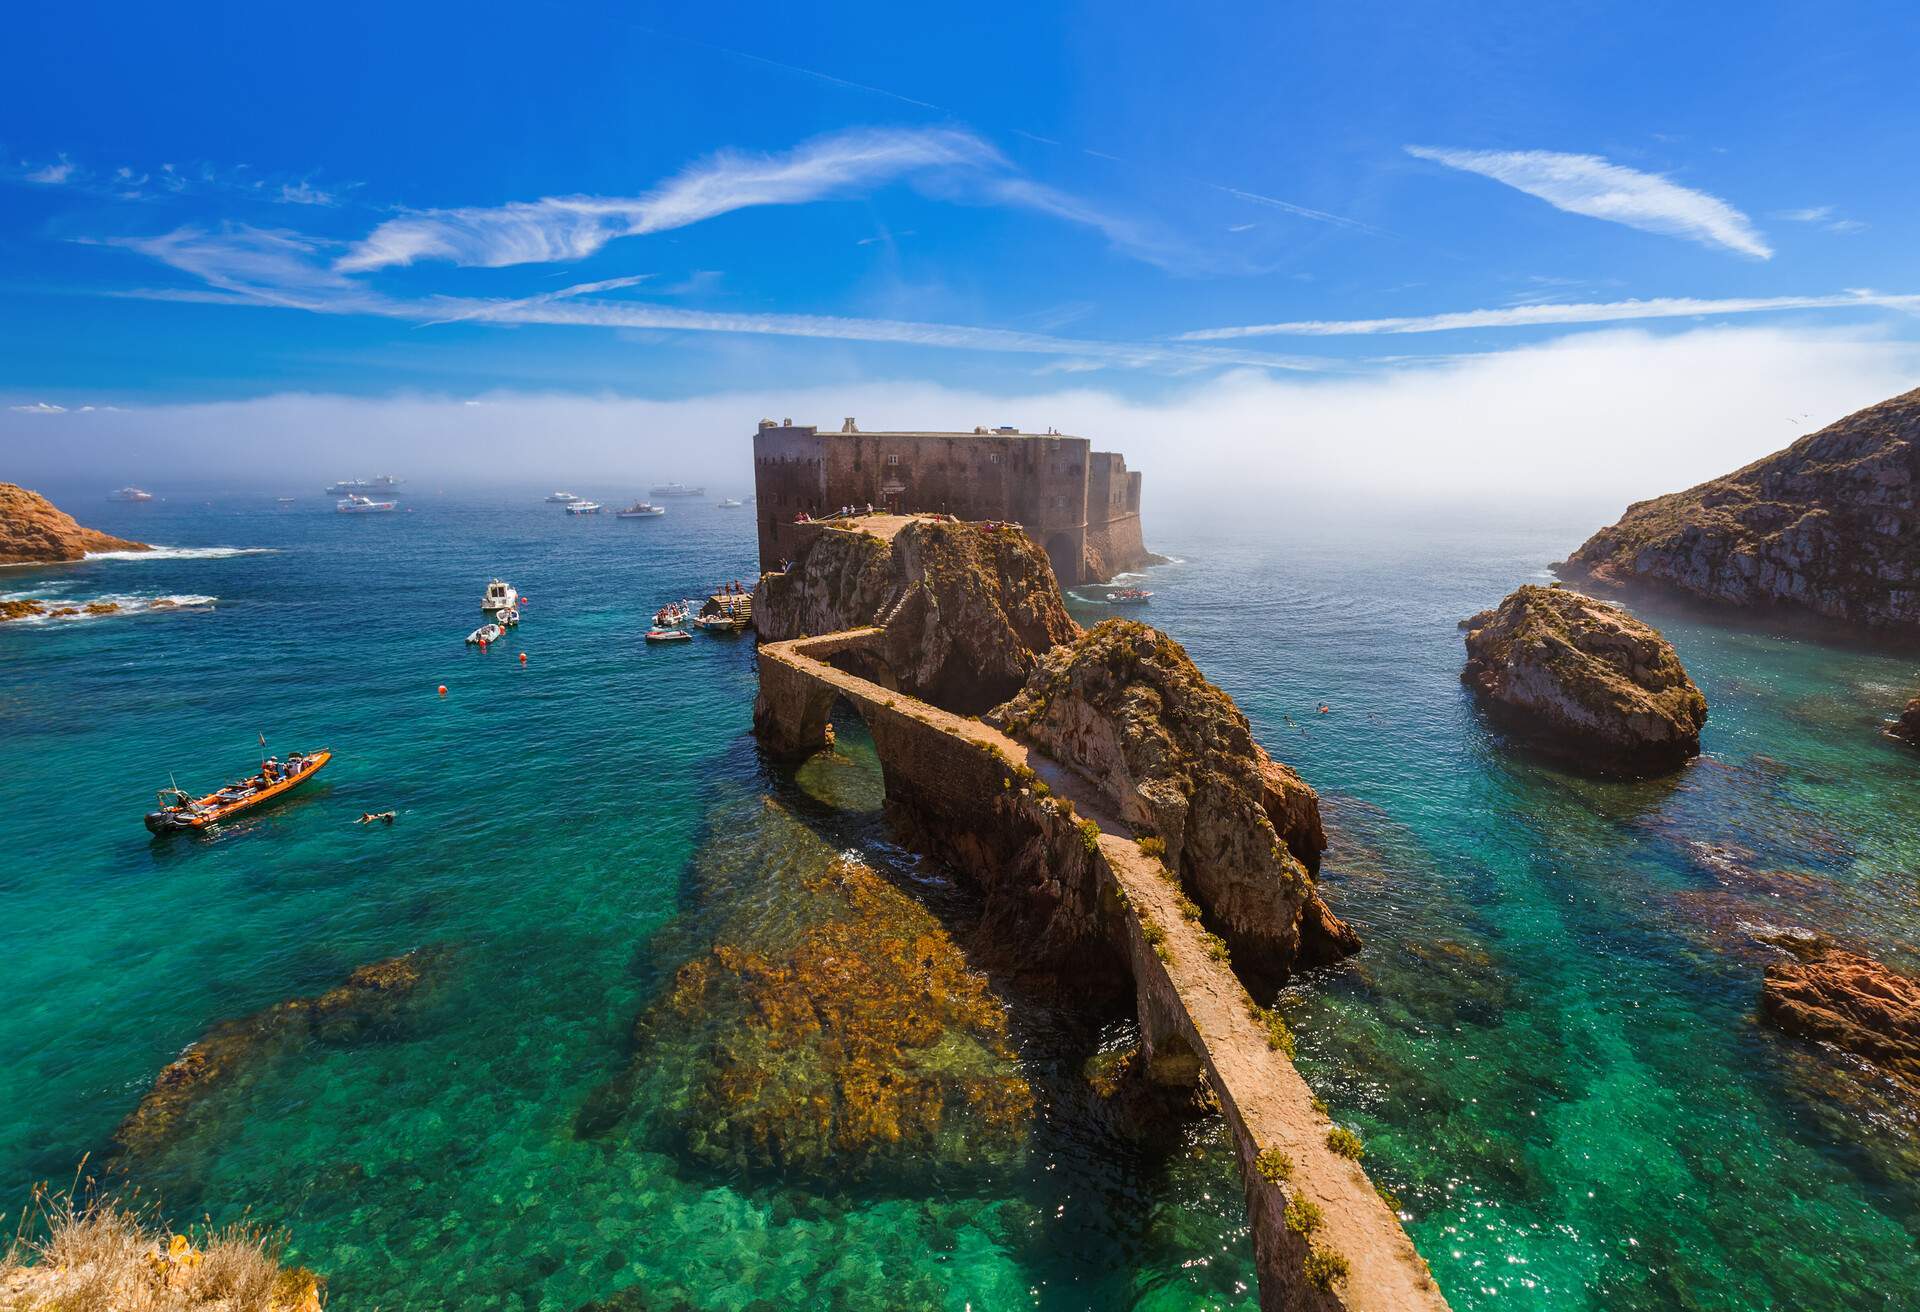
356,811,396,825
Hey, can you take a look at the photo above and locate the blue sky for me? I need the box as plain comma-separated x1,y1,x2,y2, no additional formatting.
4,1,1919,491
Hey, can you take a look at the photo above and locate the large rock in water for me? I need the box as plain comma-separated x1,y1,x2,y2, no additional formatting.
755,517,1080,713
1461,585,1707,776
1558,386,1920,637
1761,945,1920,1092
988,619,1357,979
0,483,148,564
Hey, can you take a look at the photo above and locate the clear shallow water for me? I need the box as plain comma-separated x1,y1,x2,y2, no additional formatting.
2,489,1916,1311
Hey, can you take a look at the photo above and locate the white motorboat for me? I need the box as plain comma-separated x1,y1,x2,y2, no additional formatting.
467,622,505,645
653,602,689,626
545,491,579,503
113,487,154,502
480,579,519,613
565,500,603,515
495,607,520,627
336,495,397,513
617,501,666,518
716,498,743,508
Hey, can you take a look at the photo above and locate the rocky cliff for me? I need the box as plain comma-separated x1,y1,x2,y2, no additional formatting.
755,517,1080,713
988,619,1357,980
0,483,148,564
1761,943,1920,1092
1558,387,1920,638
1461,585,1707,777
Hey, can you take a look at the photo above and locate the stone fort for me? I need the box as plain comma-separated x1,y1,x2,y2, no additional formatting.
752,418,1152,585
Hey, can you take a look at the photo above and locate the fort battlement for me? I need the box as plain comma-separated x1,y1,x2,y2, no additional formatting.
751,417,1152,586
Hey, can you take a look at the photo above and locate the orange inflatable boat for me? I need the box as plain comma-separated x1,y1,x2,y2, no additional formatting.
145,749,332,832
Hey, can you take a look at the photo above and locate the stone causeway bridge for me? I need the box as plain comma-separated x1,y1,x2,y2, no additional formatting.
755,627,1450,1312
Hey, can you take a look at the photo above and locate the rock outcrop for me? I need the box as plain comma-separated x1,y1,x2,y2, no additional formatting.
988,619,1357,979
1558,386,1920,637
114,948,445,1157
581,855,1032,1181
0,483,147,564
1760,944,1920,1091
756,517,1080,713
1888,695,1920,746
1460,584,1708,776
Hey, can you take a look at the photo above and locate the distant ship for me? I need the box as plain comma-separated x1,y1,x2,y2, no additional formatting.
564,499,604,515
649,483,705,498
617,500,666,518
336,495,397,513
325,475,404,495
112,487,153,502
716,498,743,509
544,491,580,503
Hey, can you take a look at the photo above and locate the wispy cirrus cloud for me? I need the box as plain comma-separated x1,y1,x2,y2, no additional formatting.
336,127,1004,273
1775,204,1867,235
22,154,79,185
1405,146,1772,259
1178,290,1920,340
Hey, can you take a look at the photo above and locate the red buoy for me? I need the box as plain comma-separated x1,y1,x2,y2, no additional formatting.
519,651,527,663
437,684,447,696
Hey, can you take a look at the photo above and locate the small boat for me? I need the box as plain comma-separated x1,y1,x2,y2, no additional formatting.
337,495,397,513
715,498,743,509
650,483,705,498
495,607,520,627
645,628,692,643
565,499,603,515
654,602,689,626
113,487,154,502
1107,588,1154,605
467,622,505,645
545,491,580,503
481,578,519,613
617,500,667,518
692,610,747,633
275,496,296,505
145,749,331,833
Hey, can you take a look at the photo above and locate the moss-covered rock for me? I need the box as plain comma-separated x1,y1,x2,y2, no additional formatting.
988,619,1357,979
596,855,1032,1181
0,483,148,564
1558,386,1920,636
112,948,447,1158
1461,585,1707,776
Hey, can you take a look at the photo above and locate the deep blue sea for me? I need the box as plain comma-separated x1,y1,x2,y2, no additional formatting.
2,485,1916,1311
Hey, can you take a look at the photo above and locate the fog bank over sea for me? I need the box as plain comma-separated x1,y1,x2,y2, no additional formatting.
10,324,1919,503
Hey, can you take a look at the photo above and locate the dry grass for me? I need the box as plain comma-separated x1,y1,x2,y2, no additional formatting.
2,1171,320,1312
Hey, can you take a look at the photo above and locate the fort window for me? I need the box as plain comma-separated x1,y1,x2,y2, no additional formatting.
886,454,900,466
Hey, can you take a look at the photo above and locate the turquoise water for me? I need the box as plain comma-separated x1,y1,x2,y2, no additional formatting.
2,488,1916,1310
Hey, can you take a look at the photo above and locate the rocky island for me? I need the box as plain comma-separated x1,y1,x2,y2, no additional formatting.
1558,386,1919,638
0,482,148,564
1461,584,1707,776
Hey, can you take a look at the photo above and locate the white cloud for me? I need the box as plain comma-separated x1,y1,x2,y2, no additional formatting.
24,154,78,185
9,401,67,413
1179,290,1920,340
1406,146,1772,258
7,327,1914,508
336,127,1003,273
1775,205,1866,235
278,180,341,206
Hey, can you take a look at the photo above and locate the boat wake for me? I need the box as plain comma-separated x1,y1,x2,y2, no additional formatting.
83,545,278,562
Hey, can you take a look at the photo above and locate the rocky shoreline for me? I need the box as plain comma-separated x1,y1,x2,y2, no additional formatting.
0,482,148,565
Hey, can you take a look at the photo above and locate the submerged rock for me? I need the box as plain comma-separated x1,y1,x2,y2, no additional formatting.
0,598,46,622
1760,944,1920,1092
1460,584,1707,776
594,856,1032,1181
113,948,446,1158
754,517,1079,713
0,482,148,564
1558,386,1920,637
1888,695,1920,746
988,619,1358,978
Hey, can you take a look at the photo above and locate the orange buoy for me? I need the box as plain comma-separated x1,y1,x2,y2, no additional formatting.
518,651,527,663
437,684,447,696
